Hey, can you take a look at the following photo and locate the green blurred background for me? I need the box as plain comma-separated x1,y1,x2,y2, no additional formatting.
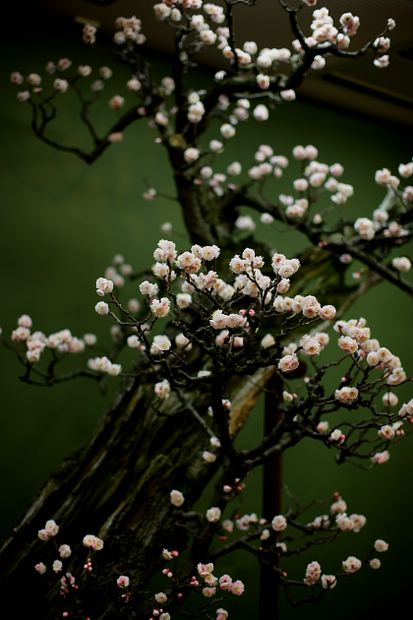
0,14,412,620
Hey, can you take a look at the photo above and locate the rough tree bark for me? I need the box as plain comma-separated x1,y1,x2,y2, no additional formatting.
0,354,270,618
0,246,364,618
1,2,408,617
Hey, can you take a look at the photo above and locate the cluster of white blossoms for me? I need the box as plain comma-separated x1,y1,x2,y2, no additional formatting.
86,241,338,389
186,91,205,123
290,7,394,70
87,356,122,376
147,2,393,139
152,550,243,619
37,519,59,542
334,386,358,404
192,141,355,219
251,144,352,215
194,562,245,599
271,316,410,463
35,519,103,580
154,1,255,70
10,240,410,454
352,162,413,243
312,495,366,534
10,314,90,364
291,147,353,208
110,16,146,46
318,318,411,463
10,57,120,103
170,485,290,540
145,148,411,281
11,0,395,157
301,496,390,586
100,253,133,289
334,318,407,387
201,436,221,463
83,534,105,551
151,1,388,73
168,486,390,596
308,8,360,48
147,243,335,358
304,561,323,586
96,277,114,296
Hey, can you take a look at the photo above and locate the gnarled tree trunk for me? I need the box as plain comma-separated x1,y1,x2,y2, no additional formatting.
0,249,370,618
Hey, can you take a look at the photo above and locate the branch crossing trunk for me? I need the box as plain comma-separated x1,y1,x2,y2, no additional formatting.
0,249,372,618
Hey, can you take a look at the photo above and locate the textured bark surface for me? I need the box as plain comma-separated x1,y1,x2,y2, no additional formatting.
0,379,222,617
0,248,367,618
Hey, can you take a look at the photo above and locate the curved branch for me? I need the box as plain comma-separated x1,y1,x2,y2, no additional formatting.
229,191,413,299
327,241,413,298
30,102,142,164
71,82,100,145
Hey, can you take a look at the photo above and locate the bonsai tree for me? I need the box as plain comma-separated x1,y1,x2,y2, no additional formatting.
1,1,411,618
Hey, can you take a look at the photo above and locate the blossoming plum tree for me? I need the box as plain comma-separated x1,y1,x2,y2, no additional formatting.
1,1,412,619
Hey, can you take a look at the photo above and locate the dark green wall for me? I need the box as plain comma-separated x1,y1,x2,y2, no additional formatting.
0,25,412,619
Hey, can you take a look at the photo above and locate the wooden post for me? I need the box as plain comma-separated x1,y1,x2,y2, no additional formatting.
260,375,283,620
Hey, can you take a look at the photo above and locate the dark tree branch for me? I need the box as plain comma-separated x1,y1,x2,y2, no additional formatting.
225,1,239,72
29,101,142,164
229,191,413,299
326,241,413,298
260,374,284,619
71,82,101,145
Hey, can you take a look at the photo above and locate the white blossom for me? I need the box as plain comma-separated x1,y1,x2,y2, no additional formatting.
83,535,104,551
53,79,69,93
206,507,221,522
220,123,236,139
151,335,172,354
155,379,171,400
374,539,389,552
253,104,269,121
392,257,411,273
170,489,185,507
321,574,337,589
95,302,109,316
96,277,114,297
342,556,362,574
271,515,287,531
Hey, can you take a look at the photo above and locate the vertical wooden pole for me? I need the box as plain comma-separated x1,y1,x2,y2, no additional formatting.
259,375,283,619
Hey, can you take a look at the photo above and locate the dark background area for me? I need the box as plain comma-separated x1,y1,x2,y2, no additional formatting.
0,1,412,618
